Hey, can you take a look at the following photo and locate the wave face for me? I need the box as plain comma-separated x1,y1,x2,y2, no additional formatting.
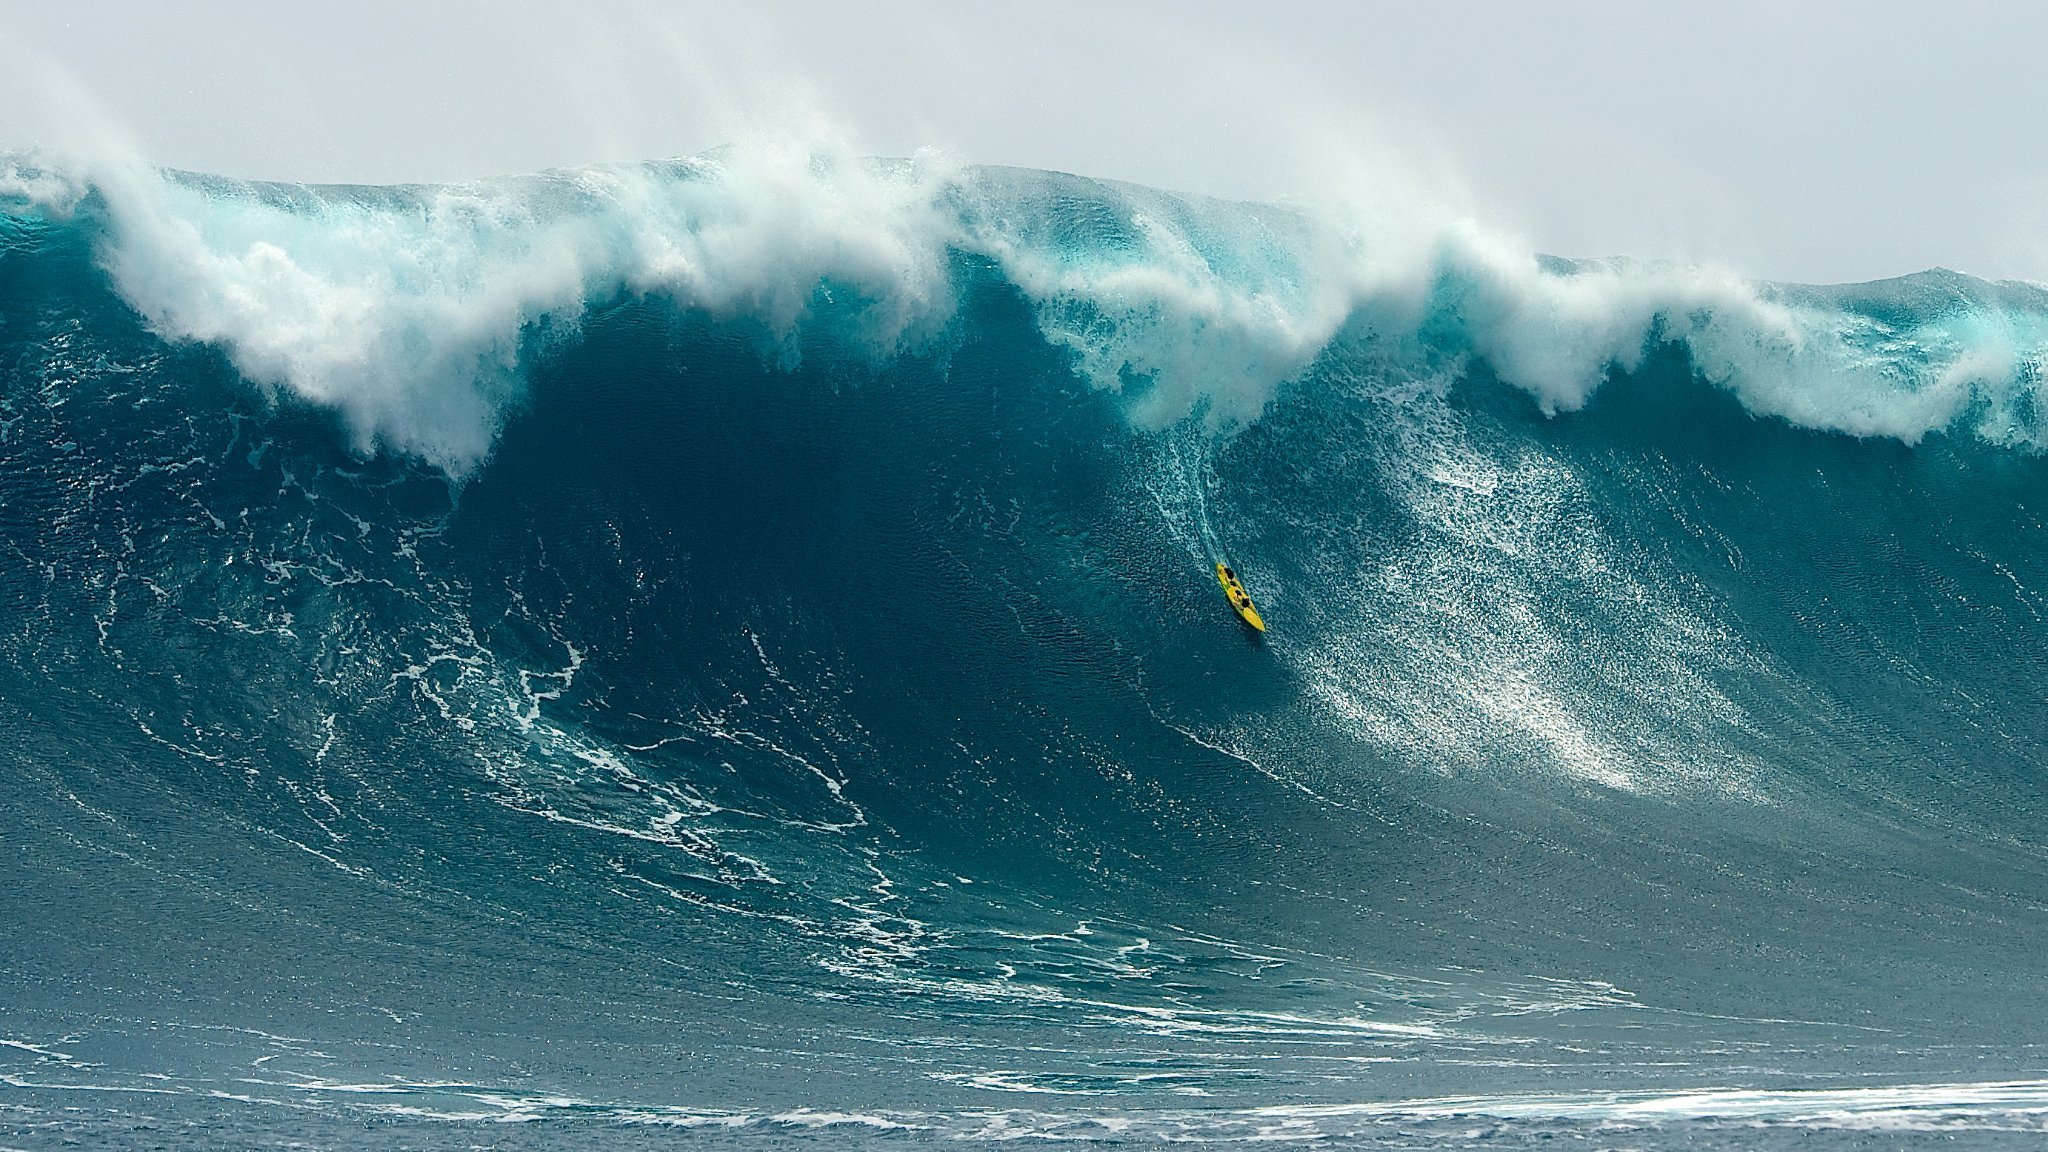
9,152,2048,1148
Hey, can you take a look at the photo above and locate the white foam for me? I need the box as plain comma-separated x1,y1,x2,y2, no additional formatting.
1252,1077,2048,1128
0,156,85,214
68,144,963,474
18,146,2048,474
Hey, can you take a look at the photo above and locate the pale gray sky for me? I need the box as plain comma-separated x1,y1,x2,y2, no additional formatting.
4,0,2044,284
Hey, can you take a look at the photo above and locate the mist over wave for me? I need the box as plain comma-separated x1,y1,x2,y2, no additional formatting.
8,147,2048,1149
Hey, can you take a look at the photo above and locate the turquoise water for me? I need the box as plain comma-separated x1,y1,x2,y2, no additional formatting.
5,152,2048,1147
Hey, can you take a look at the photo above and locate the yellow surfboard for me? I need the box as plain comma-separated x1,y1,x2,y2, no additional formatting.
1215,563,1266,632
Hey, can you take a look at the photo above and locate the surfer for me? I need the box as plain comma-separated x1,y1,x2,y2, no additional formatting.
1215,563,1267,632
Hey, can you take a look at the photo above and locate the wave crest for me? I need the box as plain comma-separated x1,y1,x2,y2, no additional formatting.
8,147,2048,473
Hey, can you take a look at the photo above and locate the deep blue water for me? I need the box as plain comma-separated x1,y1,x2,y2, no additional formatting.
5,152,2048,1147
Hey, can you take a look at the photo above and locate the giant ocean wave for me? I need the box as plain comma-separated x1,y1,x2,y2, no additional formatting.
7,148,2048,1148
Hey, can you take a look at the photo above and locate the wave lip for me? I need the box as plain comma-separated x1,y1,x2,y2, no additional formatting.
13,148,2048,475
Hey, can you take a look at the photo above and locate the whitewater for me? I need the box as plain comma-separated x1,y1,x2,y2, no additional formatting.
6,145,2048,1149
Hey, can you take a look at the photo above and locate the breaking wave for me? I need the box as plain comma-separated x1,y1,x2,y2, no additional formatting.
8,148,2048,1149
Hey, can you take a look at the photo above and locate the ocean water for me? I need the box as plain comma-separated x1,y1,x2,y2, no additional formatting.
5,148,2048,1148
